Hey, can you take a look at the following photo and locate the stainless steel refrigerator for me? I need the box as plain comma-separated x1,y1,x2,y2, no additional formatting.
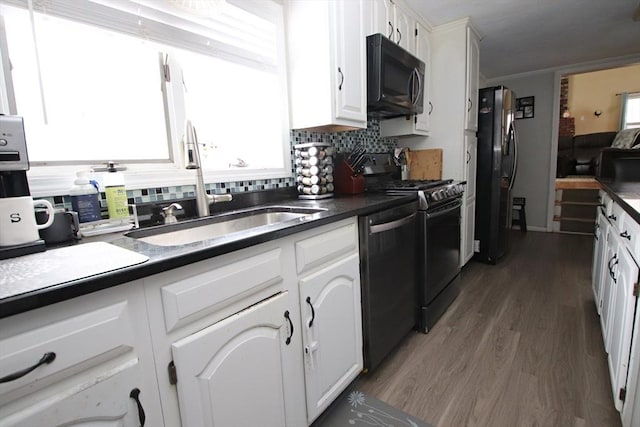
474,86,518,264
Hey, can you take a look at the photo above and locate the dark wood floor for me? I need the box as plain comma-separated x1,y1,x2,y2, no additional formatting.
356,231,621,427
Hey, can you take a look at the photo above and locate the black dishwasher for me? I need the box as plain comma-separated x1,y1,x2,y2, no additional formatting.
359,201,417,371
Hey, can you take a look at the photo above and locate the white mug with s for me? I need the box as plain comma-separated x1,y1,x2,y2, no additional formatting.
0,196,55,246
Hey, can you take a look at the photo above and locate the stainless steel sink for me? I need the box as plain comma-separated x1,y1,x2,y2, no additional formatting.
125,206,326,246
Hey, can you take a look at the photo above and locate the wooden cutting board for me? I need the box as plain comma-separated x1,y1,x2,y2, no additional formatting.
407,148,443,180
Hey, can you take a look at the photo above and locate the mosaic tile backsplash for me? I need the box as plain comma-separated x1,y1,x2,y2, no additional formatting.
48,118,397,210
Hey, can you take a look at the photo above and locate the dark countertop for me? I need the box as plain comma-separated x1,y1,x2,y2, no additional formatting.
0,192,415,319
598,179,640,224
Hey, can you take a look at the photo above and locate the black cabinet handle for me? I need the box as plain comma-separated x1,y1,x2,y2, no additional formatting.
388,21,394,39
337,67,344,91
396,28,402,44
0,352,56,384
284,310,294,345
428,101,434,115
129,388,146,427
608,214,617,221
621,231,631,240
608,254,617,274
468,98,472,112
609,255,619,282
306,297,316,327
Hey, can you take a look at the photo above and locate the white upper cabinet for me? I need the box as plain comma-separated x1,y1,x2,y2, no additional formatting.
366,0,415,54
379,20,432,138
393,4,416,54
287,0,367,131
465,26,480,131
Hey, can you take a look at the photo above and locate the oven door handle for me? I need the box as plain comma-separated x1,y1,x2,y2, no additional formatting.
424,200,462,220
369,212,417,234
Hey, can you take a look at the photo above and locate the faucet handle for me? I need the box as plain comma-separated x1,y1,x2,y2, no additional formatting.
162,203,183,224
211,194,233,203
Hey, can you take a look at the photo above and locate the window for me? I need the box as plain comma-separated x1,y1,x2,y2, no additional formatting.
3,8,169,163
0,0,290,193
622,92,640,129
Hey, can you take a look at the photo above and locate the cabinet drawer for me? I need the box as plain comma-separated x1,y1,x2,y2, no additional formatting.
619,214,640,264
0,300,136,401
159,248,285,332
295,221,358,275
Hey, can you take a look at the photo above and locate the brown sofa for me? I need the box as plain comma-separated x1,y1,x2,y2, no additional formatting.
557,131,618,177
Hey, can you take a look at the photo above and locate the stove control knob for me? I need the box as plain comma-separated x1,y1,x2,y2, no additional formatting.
431,191,441,201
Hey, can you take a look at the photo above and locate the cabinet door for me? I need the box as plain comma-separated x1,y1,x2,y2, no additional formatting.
366,0,392,37
393,5,415,54
2,362,148,427
465,27,480,131
332,0,367,123
171,292,298,427
622,289,640,426
593,211,607,313
414,21,431,134
462,198,476,266
464,133,477,200
601,228,619,352
0,282,161,427
607,245,639,411
299,253,363,423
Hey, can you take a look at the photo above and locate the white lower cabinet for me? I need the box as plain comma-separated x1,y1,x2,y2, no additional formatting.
171,292,299,427
592,192,640,424
0,219,362,427
607,244,639,411
3,361,148,427
601,227,619,352
0,282,162,427
299,253,363,423
144,217,361,427
592,209,608,314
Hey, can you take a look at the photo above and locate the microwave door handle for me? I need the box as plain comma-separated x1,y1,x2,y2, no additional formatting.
412,69,422,106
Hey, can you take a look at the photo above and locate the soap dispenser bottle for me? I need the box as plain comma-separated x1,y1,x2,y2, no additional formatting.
69,170,101,223
104,161,128,219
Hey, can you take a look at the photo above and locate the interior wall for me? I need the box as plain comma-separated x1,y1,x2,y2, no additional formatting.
487,72,555,231
568,64,640,134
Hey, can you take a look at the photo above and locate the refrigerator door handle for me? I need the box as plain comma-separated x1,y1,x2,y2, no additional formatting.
508,121,518,191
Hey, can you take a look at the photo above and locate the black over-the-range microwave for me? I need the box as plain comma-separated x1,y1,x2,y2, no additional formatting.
366,33,425,118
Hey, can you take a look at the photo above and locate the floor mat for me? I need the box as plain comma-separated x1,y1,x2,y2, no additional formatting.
314,389,433,427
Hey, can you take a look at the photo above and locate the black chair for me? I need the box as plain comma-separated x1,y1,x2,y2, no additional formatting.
512,197,527,232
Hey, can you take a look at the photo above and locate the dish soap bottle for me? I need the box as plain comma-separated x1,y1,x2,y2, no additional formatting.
69,170,101,223
104,161,128,219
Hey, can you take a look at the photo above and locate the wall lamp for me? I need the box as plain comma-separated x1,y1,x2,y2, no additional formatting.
594,110,603,117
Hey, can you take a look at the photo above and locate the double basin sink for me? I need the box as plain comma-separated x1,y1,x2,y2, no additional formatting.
125,205,327,246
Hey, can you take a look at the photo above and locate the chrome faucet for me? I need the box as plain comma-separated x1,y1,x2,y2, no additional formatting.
184,120,232,217
162,202,182,224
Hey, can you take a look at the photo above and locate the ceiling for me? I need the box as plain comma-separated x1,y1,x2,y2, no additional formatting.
404,0,640,79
